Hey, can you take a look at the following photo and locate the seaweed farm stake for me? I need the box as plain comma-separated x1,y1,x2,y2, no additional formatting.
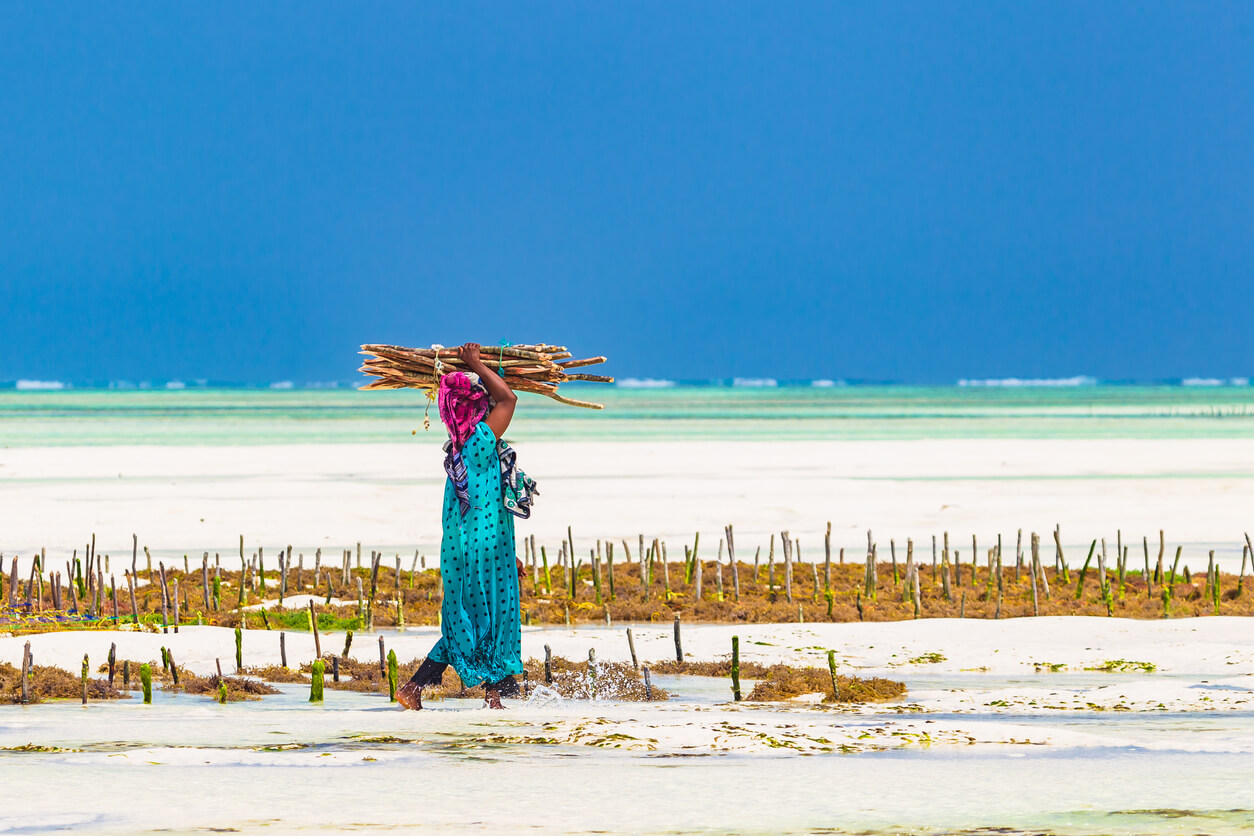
715,540,726,601
606,540,615,600
1030,554,1040,617
123,660,130,687
309,660,325,703
544,644,553,684
158,563,169,633
110,575,118,624
20,642,30,704
201,556,210,611
782,531,794,603
1244,532,1254,594
912,566,921,619
823,522,832,591
1240,543,1250,597
592,546,603,604
1053,527,1067,583
108,643,116,685
235,627,243,672
1075,540,1096,600
332,656,340,682
218,679,227,704
661,542,671,599
972,534,978,586
693,549,702,601
309,601,322,658
731,635,742,701
626,628,638,670
673,614,684,662
378,636,386,679
172,578,180,633
642,666,653,701
280,632,288,668
1156,530,1166,584
1119,545,1128,598
140,664,152,704
1034,533,1050,598
387,649,398,702
343,630,354,658
827,649,840,701
126,571,137,624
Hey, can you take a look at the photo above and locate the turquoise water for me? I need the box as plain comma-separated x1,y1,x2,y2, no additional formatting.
2,385,1254,446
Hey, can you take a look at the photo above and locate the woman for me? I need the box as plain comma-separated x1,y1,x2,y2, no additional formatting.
398,342,525,710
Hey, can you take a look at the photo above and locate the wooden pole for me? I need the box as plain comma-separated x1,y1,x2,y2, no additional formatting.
673,614,683,662
309,601,322,658
731,635,742,701
822,523,832,594
782,531,794,603
20,641,31,704
626,628,638,670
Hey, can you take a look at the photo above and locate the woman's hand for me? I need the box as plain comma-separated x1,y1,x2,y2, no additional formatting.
460,342,483,369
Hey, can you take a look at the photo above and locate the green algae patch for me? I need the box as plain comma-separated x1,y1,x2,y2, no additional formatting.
1085,659,1157,673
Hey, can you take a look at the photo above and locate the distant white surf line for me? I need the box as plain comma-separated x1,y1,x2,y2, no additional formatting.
1183,377,1251,387
958,376,1097,388
732,377,778,388
14,380,67,390
616,378,677,388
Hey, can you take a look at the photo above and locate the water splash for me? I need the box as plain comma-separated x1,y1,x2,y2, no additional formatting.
524,683,564,707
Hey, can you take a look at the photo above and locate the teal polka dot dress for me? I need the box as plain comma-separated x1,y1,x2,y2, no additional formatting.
427,422,523,687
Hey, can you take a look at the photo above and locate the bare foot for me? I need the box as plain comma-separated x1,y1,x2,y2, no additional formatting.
485,689,504,709
397,681,423,710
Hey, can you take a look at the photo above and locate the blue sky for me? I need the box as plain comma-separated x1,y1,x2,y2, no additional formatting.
2,2,1252,383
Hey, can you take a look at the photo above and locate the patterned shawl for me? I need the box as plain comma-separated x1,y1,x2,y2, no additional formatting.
438,372,490,516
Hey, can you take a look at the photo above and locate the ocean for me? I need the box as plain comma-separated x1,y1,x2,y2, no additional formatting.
2,383,1254,446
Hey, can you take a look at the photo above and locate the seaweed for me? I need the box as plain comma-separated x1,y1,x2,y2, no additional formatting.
0,662,128,704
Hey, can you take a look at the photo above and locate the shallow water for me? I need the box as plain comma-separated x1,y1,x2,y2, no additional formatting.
4,385,1254,445
2,671,1254,835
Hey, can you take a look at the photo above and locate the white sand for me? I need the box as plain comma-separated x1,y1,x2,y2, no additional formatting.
2,438,1253,567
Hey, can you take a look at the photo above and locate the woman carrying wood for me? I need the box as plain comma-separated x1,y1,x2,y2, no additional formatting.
398,342,535,710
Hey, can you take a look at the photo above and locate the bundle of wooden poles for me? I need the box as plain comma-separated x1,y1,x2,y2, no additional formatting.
358,343,612,409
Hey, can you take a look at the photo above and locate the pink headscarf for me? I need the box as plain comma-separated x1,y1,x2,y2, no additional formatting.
438,372,490,449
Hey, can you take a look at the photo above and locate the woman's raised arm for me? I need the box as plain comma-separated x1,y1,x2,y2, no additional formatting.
459,342,517,438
